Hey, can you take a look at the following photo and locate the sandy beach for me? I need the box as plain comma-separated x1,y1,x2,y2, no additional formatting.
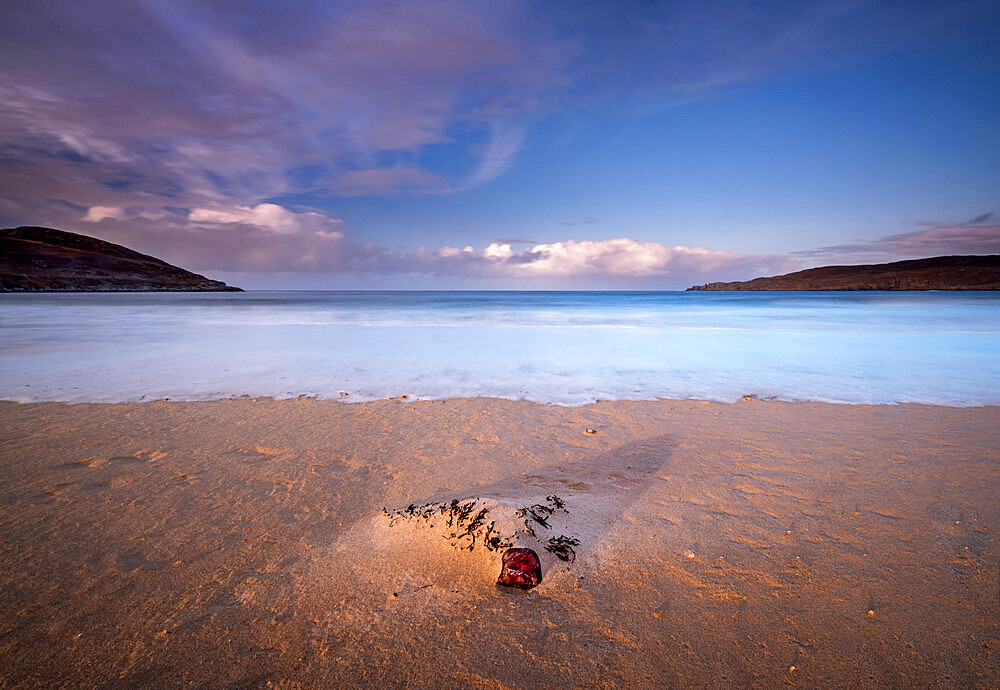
0,397,997,687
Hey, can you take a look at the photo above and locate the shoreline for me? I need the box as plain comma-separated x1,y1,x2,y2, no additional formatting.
4,291,998,410
1,397,997,686
4,393,1000,409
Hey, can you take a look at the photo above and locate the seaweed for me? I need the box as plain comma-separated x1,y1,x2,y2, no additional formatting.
545,535,580,562
546,494,566,511
386,498,502,551
516,494,569,533
385,494,578,561
482,521,512,552
383,501,444,527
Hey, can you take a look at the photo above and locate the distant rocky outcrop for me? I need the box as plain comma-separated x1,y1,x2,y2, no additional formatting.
687,255,1000,291
0,226,241,292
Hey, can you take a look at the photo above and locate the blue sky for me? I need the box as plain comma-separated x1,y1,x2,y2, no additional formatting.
1,0,998,288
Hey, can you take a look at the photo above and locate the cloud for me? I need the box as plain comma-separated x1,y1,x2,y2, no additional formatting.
40,198,792,288
436,246,473,258
1,0,988,289
0,0,574,209
483,242,514,260
494,238,791,282
374,237,794,288
188,203,344,236
82,206,126,223
459,121,526,190
0,0,970,216
519,238,672,276
794,214,1000,262
50,200,998,289
68,205,352,273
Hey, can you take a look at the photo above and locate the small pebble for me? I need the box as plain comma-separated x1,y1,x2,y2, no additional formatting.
867,609,875,617
584,428,597,435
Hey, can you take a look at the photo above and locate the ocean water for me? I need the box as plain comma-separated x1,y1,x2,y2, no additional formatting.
1,290,998,406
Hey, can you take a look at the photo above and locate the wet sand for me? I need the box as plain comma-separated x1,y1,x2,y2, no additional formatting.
0,398,997,687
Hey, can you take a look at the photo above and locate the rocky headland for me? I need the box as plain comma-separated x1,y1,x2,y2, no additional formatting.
0,226,241,292
688,255,1000,291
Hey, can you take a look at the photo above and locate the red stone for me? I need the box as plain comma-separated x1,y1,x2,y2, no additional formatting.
497,547,542,589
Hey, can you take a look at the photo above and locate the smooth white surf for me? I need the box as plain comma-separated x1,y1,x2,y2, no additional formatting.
1,290,998,406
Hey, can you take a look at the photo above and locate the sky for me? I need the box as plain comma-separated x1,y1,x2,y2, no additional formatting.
1,0,998,289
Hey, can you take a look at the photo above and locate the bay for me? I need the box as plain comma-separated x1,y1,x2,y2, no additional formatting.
1,290,998,406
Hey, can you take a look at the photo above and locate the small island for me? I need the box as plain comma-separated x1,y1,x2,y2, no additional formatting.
0,226,241,292
688,255,1000,291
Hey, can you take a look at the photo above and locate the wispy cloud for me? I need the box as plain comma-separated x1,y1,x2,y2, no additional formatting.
458,121,526,190
187,203,344,237
0,0,967,213
794,213,1000,262
0,0,574,208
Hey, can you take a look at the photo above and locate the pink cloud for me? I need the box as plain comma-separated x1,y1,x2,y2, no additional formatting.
0,0,577,207
188,203,344,236
82,206,126,223
37,202,793,288
794,216,1000,263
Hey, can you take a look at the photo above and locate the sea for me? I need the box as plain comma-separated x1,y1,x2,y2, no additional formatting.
1,290,998,406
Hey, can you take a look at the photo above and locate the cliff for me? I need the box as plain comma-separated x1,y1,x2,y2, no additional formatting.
0,226,241,292
687,255,1000,291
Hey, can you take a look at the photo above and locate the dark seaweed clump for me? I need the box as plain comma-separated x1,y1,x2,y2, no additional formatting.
515,494,568,536
383,498,512,553
544,535,581,562
384,494,580,561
